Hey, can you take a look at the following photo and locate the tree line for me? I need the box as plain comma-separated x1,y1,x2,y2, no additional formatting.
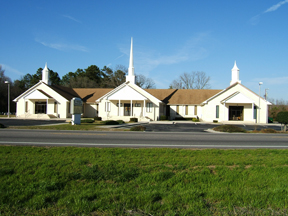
0,64,156,113
0,63,214,114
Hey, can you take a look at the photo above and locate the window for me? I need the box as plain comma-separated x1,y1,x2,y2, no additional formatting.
216,105,219,118
254,106,257,120
147,102,153,113
25,101,28,112
176,105,179,115
54,102,57,113
185,105,188,115
135,103,141,107
194,105,197,115
105,102,111,112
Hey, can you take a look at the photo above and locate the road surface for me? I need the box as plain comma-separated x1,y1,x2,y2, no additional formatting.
0,129,287,149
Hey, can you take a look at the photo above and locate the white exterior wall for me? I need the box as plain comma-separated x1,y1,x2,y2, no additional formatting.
15,82,70,118
169,105,199,120
84,103,97,118
201,84,269,123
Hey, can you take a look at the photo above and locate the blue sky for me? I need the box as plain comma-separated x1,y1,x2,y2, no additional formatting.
1,0,288,101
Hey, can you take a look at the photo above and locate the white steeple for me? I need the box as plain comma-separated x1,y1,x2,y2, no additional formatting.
230,61,241,85
126,37,135,84
42,63,51,85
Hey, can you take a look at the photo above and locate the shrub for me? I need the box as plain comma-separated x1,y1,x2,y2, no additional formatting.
81,119,94,123
130,126,146,131
116,120,125,124
260,128,277,133
160,115,167,120
213,125,246,133
0,123,6,128
277,111,288,131
94,116,102,121
192,118,200,122
101,120,119,125
268,117,273,123
130,118,138,122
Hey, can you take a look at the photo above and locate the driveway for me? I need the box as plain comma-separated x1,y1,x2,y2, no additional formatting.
0,118,67,127
114,122,282,132
0,118,282,132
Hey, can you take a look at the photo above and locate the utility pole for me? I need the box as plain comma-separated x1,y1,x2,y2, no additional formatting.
5,81,10,118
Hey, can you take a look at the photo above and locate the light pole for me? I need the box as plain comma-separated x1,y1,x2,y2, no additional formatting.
4,81,10,118
258,82,263,123
265,89,269,100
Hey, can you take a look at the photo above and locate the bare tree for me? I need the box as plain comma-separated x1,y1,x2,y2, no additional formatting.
169,71,211,89
136,74,156,89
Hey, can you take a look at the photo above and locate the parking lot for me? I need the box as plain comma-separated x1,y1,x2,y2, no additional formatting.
0,118,282,132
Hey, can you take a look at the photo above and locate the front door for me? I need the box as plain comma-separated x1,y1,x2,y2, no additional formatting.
229,106,244,121
35,102,47,114
124,104,131,116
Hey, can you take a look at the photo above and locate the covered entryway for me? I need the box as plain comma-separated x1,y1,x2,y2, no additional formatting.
35,102,47,114
229,106,243,121
124,103,131,116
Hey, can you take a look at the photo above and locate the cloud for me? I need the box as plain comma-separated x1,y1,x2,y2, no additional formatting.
253,76,288,85
264,0,288,13
249,15,261,25
250,0,288,25
35,38,88,52
62,15,81,23
119,33,210,76
115,54,125,60
0,64,25,76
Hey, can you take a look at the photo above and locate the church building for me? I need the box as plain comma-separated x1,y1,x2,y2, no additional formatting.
13,39,271,123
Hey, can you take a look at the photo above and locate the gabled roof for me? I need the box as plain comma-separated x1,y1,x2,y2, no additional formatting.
202,82,272,105
73,88,112,103
49,85,79,100
164,89,222,105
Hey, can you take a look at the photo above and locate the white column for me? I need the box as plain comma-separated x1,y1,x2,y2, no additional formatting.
130,100,133,116
252,103,254,121
223,103,226,121
118,100,120,116
143,100,146,117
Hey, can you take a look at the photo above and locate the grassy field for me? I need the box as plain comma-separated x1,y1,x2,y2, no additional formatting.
1,146,288,215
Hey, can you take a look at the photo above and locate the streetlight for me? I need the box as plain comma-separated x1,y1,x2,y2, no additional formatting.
4,81,10,118
265,89,269,100
258,82,263,123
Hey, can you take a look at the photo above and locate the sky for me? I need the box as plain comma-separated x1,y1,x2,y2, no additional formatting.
1,0,288,101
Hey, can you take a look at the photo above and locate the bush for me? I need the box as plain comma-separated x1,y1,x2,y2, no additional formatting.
81,119,94,123
277,111,288,131
192,118,200,122
268,117,273,123
260,128,277,133
213,125,246,133
130,118,138,122
160,115,167,120
101,120,119,125
117,120,125,124
130,126,146,131
94,116,102,121
0,123,6,128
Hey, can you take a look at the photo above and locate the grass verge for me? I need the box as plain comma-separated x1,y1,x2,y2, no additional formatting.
1,146,288,215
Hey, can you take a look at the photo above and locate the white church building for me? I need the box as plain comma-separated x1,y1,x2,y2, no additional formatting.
13,39,272,123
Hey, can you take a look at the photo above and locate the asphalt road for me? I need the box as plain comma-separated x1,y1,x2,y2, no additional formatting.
0,129,287,149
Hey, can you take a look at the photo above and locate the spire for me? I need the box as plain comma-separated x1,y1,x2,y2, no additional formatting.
42,62,51,85
230,61,241,85
126,37,135,84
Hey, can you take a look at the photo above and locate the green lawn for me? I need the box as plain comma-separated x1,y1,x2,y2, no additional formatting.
1,146,288,215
